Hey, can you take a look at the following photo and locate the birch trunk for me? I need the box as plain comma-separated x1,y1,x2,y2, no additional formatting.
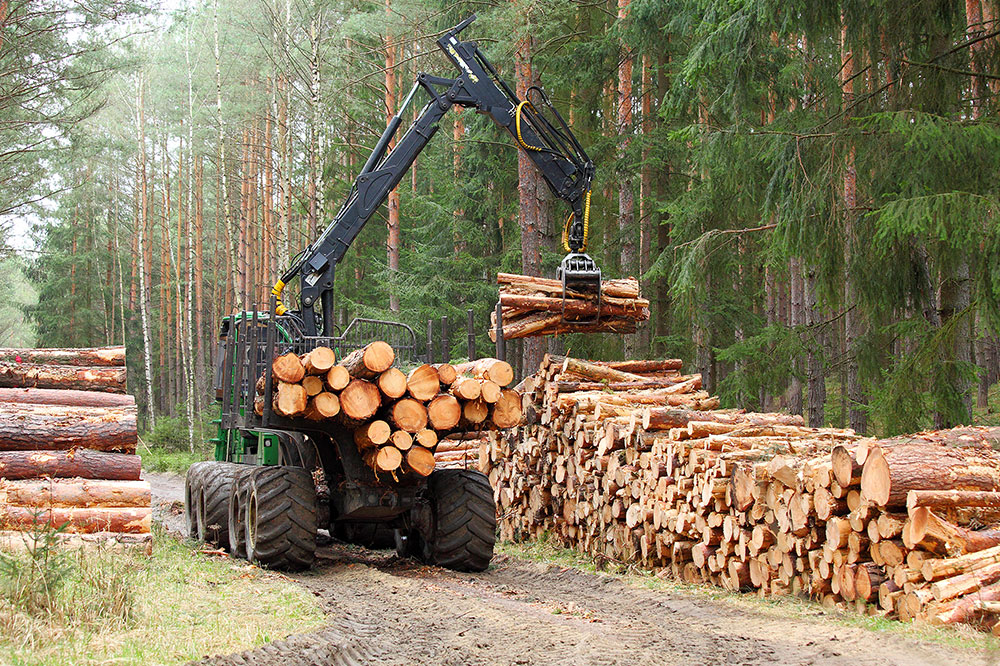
135,76,156,430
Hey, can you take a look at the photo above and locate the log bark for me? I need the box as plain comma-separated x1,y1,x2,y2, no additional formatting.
906,507,1000,556
341,341,394,379
389,398,428,433
427,394,461,431
499,293,649,320
562,357,646,383
407,364,440,401
930,580,1000,625
862,444,1000,507
0,449,142,480
0,506,151,534
339,379,381,421
452,358,514,387
922,544,1000,581
0,530,152,553
931,561,1000,602
0,388,135,408
642,408,804,430
0,363,127,394
0,478,150,508
272,353,305,383
0,346,125,367
599,359,682,373
907,490,1000,513
0,405,137,453
497,273,640,298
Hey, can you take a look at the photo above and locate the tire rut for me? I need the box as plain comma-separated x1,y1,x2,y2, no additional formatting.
195,545,992,666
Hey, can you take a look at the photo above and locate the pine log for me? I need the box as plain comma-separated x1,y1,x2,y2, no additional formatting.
406,446,436,477
906,507,1000,557
0,506,150,534
929,581,1000,625
0,449,141,481
407,365,440,401
273,382,307,417
272,353,305,383
325,365,351,391
922,545,1000,581
598,359,683,373
861,444,1000,508
479,380,502,404
642,408,804,431
377,368,408,400
434,439,484,453
930,562,1000,602
561,357,646,383
555,379,686,392
462,399,489,425
0,530,152,553
353,420,391,450
389,398,429,433
499,294,649,320
450,377,482,401
427,394,461,431
433,363,457,386
907,490,1000,514
832,444,863,487
341,342,395,379
497,273,640,299
304,392,340,420
0,363,127,394
301,376,324,397
491,390,523,429
854,562,887,601
0,404,136,453
452,358,514,387
339,379,381,421
0,346,125,367
390,430,413,451
302,346,336,375
365,446,402,473
0,388,135,408
414,429,438,449
490,311,639,340
0,478,150,508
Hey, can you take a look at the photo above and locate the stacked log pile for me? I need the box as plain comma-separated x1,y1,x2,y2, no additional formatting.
492,274,649,339
484,354,1000,633
0,347,151,550
255,343,521,479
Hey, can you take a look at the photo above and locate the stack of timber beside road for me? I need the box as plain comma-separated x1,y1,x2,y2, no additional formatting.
483,354,1000,635
0,346,151,551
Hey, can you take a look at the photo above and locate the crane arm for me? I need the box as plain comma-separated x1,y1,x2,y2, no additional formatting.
278,14,599,335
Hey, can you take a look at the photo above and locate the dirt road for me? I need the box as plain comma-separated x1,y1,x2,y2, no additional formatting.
149,473,995,666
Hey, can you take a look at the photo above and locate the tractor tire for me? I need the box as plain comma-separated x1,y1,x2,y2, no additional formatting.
196,462,244,549
184,461,213,539
228,469,254,559
426,469,496,572
245,466,317,571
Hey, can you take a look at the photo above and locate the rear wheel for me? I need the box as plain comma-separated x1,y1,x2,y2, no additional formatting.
228,469,253,559
245,466,317,570
425,469,496,572
184,462,212,539
196,462,244,549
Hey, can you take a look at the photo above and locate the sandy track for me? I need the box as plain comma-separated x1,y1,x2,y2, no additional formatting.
148,472,989,666
195,545,990,666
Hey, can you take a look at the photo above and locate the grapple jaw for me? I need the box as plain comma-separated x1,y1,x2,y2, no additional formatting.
557,252,602,324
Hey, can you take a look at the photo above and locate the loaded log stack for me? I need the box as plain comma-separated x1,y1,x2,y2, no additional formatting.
255,342,521,479
483,353,1000,634
492,274,649,339
0,346,151,551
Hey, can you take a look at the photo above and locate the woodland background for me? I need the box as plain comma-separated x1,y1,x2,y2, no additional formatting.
3,0,1000,445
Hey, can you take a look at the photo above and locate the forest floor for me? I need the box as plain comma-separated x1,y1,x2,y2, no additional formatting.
140,473,1000,666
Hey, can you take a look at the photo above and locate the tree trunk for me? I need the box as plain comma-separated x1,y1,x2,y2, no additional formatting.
135,76,156,429
0,388,135,408
0,363,127,393
0,347,125,367
861,443,1000,507
385,0,400,312
0,506,150,534
617,0,636,359
805,265,826,426
0,478,150,508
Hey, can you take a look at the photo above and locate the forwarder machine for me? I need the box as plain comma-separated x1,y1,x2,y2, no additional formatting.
185,15,601,572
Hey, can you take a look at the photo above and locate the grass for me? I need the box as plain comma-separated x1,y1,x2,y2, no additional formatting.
139,445,209,474
498,535,1000,651
0,524,325,666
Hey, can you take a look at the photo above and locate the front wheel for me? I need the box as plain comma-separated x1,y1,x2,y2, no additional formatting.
245,466,317,571
425,469,496,572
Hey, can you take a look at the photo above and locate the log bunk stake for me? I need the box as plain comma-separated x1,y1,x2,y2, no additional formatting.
482,353,1000,634
0,346,151,552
